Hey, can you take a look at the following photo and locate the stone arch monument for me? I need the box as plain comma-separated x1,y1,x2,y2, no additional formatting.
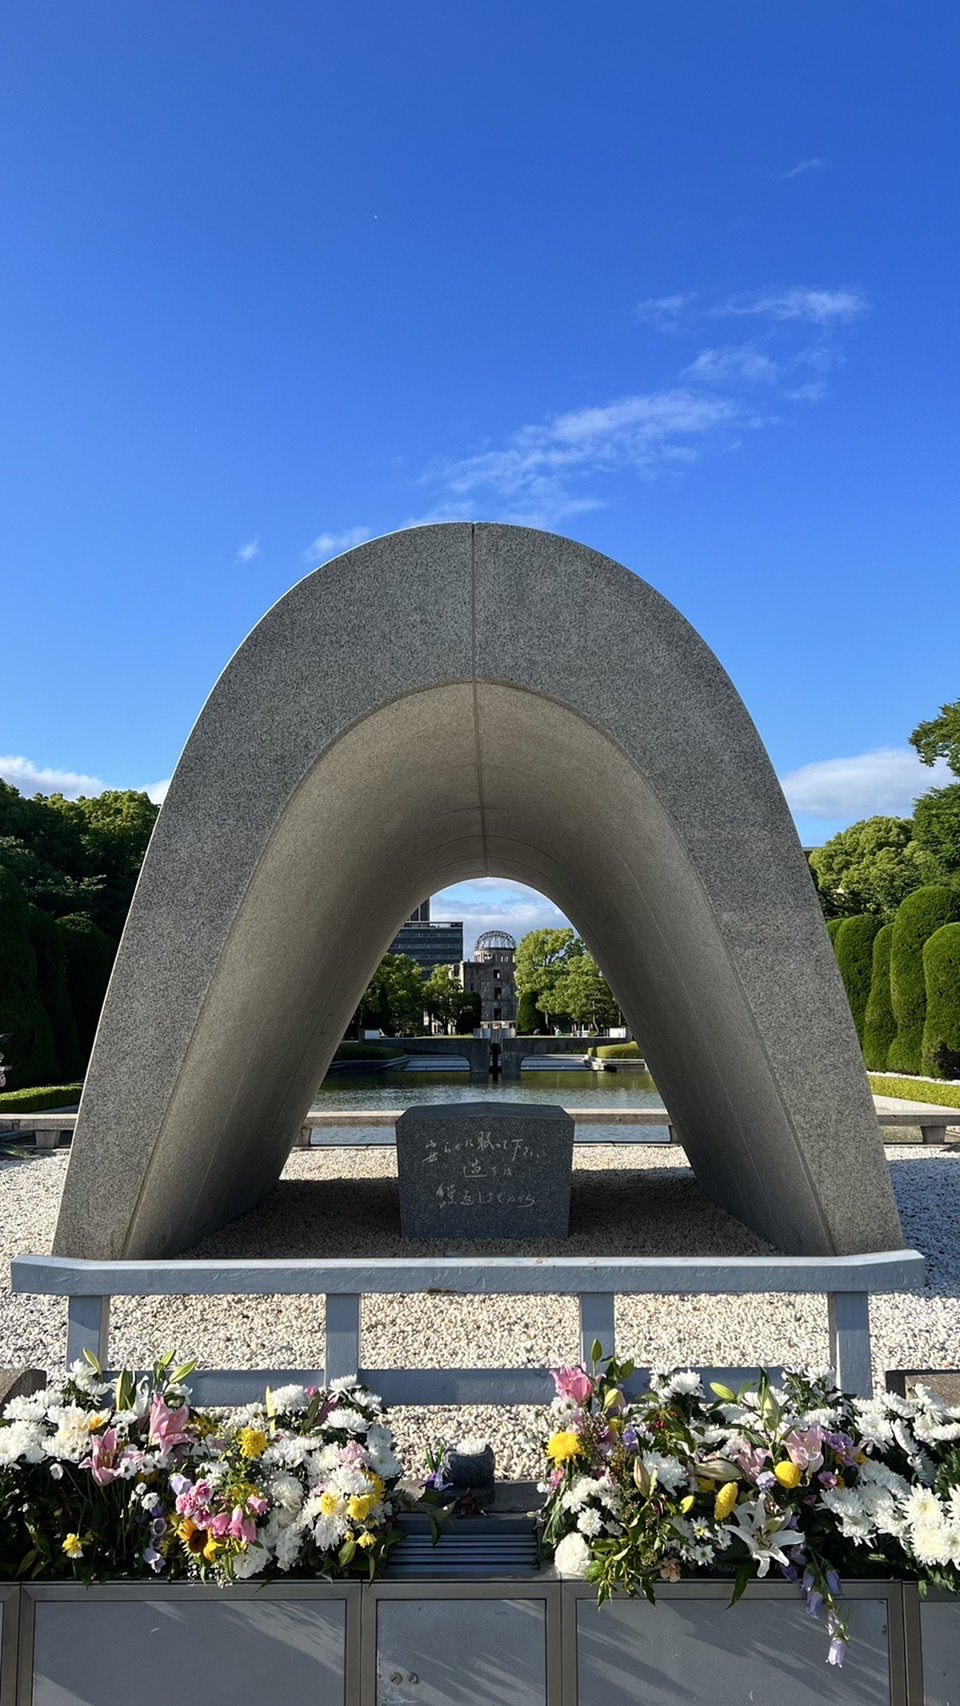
55,523,903,1260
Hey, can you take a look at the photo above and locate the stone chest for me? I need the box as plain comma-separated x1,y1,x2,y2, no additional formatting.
395,1101,574,1240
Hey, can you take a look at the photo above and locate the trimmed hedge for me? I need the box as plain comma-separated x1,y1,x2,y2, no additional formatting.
0,865,59,1090
834,914,882,1045
516,990,546,1034
863,923,896,1070
888,886,960,1073
868,1074,960,1109
58,914,117,1059
28,906,84,1082
0,1082,83,1113
921,923,960,1078
826,918,845,944
595,1041,644,1060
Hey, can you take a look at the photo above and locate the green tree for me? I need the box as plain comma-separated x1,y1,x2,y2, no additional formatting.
910,698,960,775
921,923,960,1078
453,989,482,1032
422,964,462,1031
58,914,117,1059
552,950,621,1032
833,915,882,1046
862,922,896,1071
809,817,939,920
912,784,960,884
888,885,960,1073
0,866,59,1089
356,953,426,1037
514,928,583,1027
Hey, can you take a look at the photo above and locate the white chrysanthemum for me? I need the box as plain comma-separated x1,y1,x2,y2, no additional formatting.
561,1475,596,1512
821,1487,875,1543
311,1512,348,1551
455,1434,489,1454
329,1407,369,1434
231,1542,270,1579
640,1452,689,1494
911,1517,949,1567
66,1360,108,1398
275,1523,303,1570
365,1439,401,1479
554,1532,591,1577
265,1435,312,1469
331,1465,375,1497
2,1388,60,1422
329,1376,361,1393
857,1460,911,1497
593,1475,621,1511
905,1486,942,1527
269,1471,304,1512
798,1407,841,1429
0,1419,46,1464
914,1412,960,1444
577,1507,604,1537
651,1369,701,1399
268,1385,308,1412
230,1402,268,1428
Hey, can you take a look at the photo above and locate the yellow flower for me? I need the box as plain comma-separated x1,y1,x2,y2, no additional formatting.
546,1431,581,1465
774,1460,802,1490
319,1491,342,1517
86,1410,111,1433
348,1494,376,1522
714,1481,739,1521
203,1536,224,1563
62,1533,84,1559
177,1518,197,1544
357,1531,377,1548
238,1427,268,1460
369,1473,385,1499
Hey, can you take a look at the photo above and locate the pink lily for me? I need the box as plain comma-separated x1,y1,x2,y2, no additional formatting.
148,1395,191,1452
552,1365,594,1406
89,1427,120,1486
784,1426,824,1472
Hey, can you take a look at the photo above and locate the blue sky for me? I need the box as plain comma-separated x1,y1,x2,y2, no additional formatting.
2,2,958,954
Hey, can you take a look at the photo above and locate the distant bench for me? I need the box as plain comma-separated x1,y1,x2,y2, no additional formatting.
3,1102,956,1152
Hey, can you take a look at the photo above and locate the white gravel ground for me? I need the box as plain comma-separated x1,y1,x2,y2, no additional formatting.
1,1143,958,1480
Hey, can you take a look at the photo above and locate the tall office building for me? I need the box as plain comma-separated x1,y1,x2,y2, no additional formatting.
389,899,464,972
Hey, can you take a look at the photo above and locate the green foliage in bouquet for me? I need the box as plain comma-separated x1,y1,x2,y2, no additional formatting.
540,1350,960,1666
0,1353,404,1585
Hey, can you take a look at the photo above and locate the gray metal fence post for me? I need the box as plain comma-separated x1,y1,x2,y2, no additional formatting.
828,1291,872,1396
579,1293,616,1367
325,1293,361,1383
66,1295,110,1368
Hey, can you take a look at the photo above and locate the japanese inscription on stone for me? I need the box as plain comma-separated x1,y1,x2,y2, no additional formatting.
395,1101,574,1240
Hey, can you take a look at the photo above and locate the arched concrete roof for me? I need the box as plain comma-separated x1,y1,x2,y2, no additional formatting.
55,523,903,1260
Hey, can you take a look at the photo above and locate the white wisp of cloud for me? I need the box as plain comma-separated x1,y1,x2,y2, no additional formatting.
0,755,106,799
779,748,952,821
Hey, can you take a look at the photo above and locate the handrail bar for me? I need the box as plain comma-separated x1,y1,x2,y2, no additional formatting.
11,1250,925,1297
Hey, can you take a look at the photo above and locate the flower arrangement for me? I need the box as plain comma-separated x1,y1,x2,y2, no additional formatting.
541,1347,960,1665
0,1352,402,1584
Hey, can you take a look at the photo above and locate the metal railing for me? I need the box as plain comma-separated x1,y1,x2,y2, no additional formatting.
11,1249,925,1401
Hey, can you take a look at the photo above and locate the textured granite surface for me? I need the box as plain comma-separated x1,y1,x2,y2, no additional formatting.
396,1102,574,1240
56,523,904,1259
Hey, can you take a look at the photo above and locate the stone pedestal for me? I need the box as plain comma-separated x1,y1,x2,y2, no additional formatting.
395,1101,574,1240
